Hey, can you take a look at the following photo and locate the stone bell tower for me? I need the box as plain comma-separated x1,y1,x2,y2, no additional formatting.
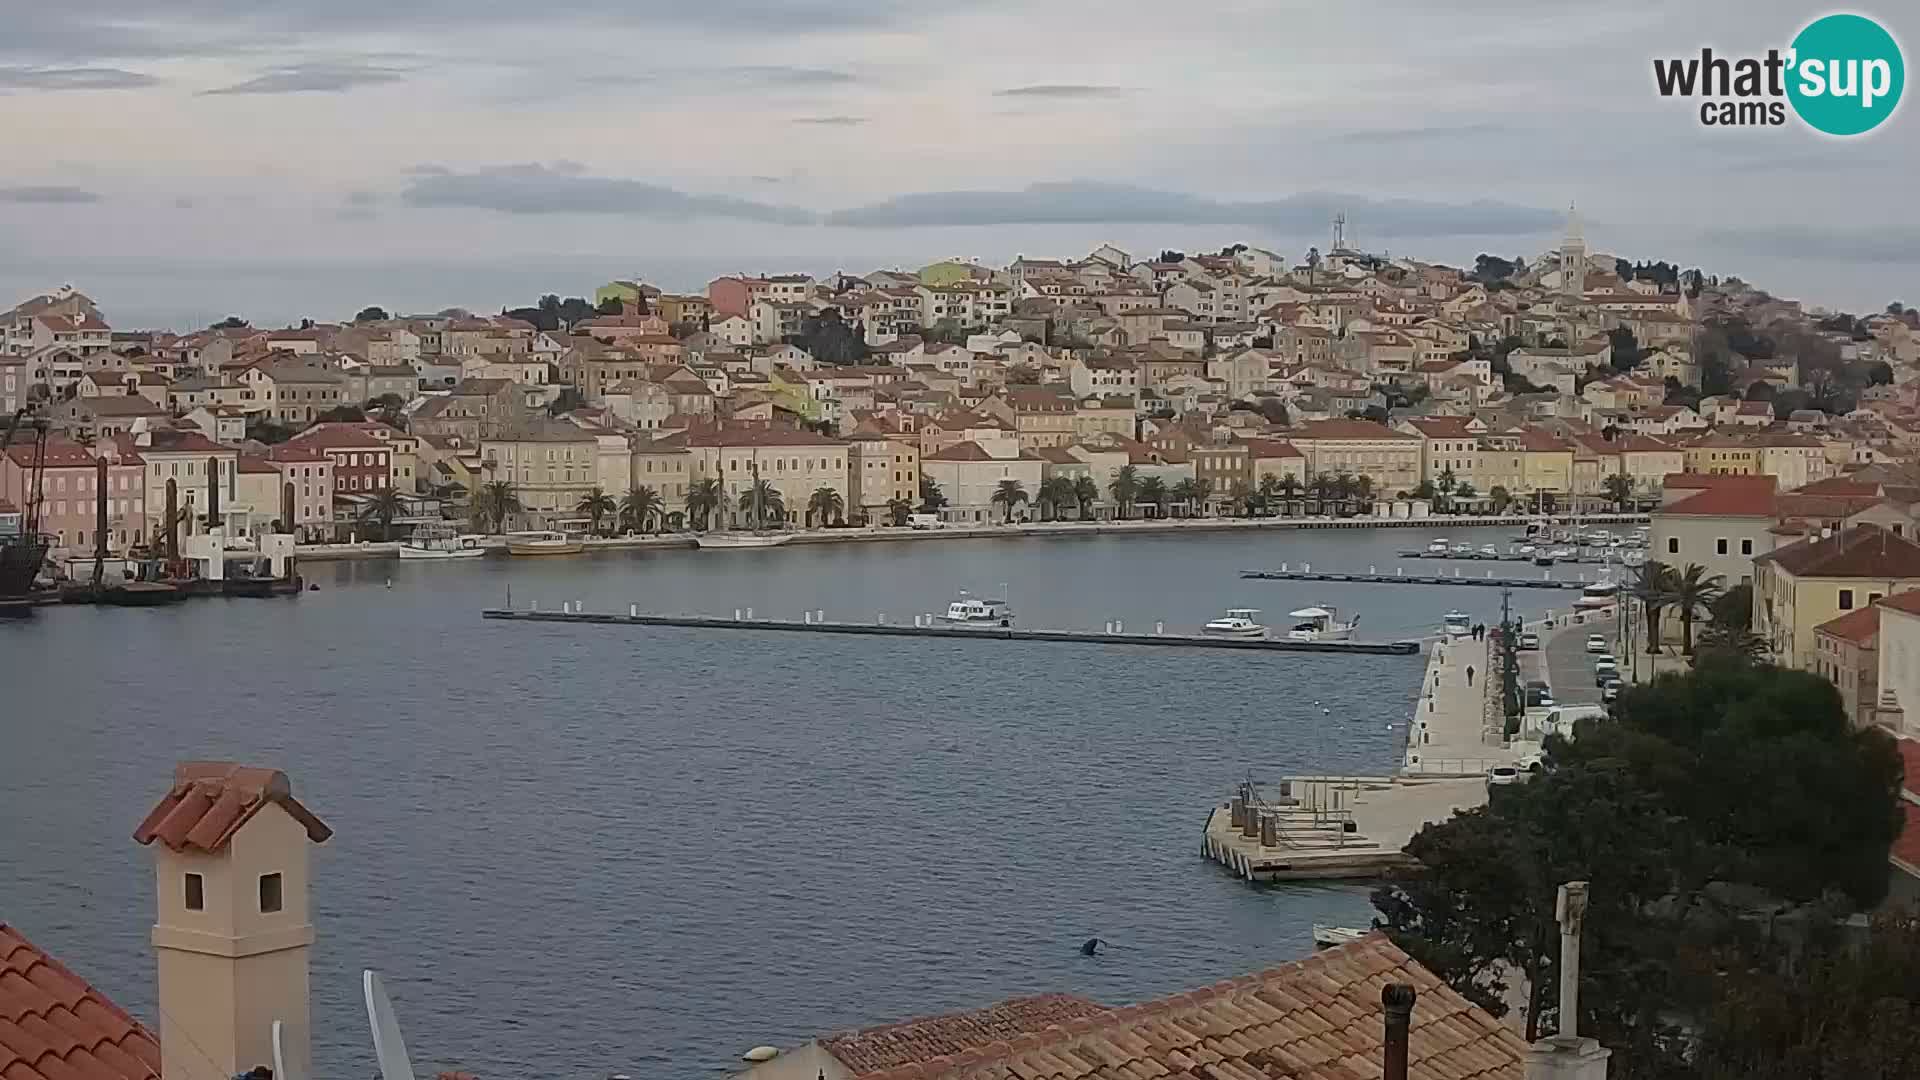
1560,204,1587,299
134,763,333,1080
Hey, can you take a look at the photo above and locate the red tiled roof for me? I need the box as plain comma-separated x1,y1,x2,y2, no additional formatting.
0,923,160,1080
1400,417,1476,438
132,762,332,854
1813,605,1880,645
854,933,1525,1080
682,424,844,448
924,441,1040,463
820,994,1110,1077
1288,419,1416,441
1795,478,1883,498
1658,477,1779,517
1757,524,1920,579
287,424,386,450
1875,590,1920,618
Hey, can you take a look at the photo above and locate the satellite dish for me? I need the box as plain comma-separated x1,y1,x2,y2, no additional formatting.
363,970,418,1080
271,1021,295,1080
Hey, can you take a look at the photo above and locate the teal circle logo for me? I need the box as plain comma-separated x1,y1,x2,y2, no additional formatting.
1787,13,1904,135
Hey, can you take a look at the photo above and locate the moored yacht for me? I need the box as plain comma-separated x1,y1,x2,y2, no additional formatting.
940,593,1014,624
1286,605,1357,641
1575,580,1620,609
505,530,585,556
1425,538,1451,555
399,523,487,560
1203,608,1268,637
1442,610,1472,638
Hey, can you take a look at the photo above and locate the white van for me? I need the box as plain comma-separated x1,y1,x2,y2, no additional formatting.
907,513,943,530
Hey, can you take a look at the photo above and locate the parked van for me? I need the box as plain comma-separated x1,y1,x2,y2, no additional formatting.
907,513,943,530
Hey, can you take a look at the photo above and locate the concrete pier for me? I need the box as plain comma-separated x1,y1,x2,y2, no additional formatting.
1241,568,1584,590
1200,775,1489,881
480,607,1424,655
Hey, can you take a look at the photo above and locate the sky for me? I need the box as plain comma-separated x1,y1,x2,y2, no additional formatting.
1,1,1915,329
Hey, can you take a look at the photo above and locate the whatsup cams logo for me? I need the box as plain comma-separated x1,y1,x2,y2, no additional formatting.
1653,12,1904,134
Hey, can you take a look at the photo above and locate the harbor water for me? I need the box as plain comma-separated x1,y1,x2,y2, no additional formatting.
0,526,1579,1076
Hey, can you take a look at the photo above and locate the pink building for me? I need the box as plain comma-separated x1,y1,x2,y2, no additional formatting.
706,275,770,318
266,443,336,540
0,440,146,554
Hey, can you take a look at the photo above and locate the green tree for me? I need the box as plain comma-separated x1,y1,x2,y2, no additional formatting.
1170,477,1203,517
477,480,521,533
1436,467,1458,512
806,485,845,527
1601,474,1635,511
1135,475,1168,519
991,478,1029,523
1709,582,1752,633
918,475,947,515
1071,475,1100,520
620,485,664,534
1351,474,1375,508
1255,473,1283,516
1036,476,1075,521
1276,474,1302,515
1631,559,1679,654
1453,481,1477,504
358,488,406,541
884,497,913,526
1109,465,1140,519
575,487,617,536
316,405,366,424
353,306,389,323
1488,485,1513,514
744,478,785,527
1373,658,1905,1066
684,478,729,531
1671,562,1726,655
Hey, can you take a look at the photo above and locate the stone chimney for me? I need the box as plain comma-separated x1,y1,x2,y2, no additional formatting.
134,763,333,1080
1381,983,1414,1080
1525,881,1610,1080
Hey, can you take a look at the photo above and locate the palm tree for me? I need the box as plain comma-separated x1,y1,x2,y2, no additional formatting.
1136,475,1168,519
477,480,521,534
1453,481,1478,507
807,485,845,527
620,485,664,534
1255,474,1283,516
1071,475,1100,520
1170,478,1203,518
1305,473,1332,514
745,478,785,527
1351,475,1376,509
1332,472,1356,515
990,478,1029,523
1191,477,1213,517
884,497,913,526
1277,474,1302,516
1601,474,1635,511
575,487,617,536
1436,467,1458,513
358,488,406,541
684,478,728,531
1037,476,1076,521
1109,465,1140,519
1631,560,1679,655
1670,562,1726,656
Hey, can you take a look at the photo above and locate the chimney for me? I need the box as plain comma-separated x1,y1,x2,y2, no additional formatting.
1381,984,1414,1080
1525,881,1611,1080
135,763,333,1080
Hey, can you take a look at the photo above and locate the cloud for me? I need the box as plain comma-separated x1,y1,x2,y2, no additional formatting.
399,163,816,224
993,84,1128,99
1328,122,1513,145
0,185,103,204
203,63,405,95
1696,225,1920,265
344,190,380,206
824,181,1558,235
0,65,157,90
793,115,866,126
727,66,856,86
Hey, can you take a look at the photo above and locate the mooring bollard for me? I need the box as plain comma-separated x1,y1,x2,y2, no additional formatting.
734,608,742,620
629,604,637,617
803,611,811,624
562,601,570,614
1115,619,1124,633
1156,621,1164,635
878,612,886,624
746,607,754,619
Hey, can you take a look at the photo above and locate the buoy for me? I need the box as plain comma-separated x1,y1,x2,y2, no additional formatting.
742,1047,780,1063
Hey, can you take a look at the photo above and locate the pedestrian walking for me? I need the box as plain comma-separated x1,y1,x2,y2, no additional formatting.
1465,664,1476,687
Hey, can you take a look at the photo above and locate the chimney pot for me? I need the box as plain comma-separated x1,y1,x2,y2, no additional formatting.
1382,983,1415,1080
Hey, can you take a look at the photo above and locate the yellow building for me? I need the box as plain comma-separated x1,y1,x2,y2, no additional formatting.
1683,433,1760,475
682,423,849,528
595,279,647,308
917,259,988,287
1753,523,1920,671
479,419,601,528
847,421,920,524
1282,419,1422,495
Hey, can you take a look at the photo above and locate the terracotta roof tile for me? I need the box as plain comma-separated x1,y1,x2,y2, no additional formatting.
1757,524,1920,579
1813,605,1880,645
848,935,1523,1080
0,925,158,1080
132,762,332,854
1658,478,1779,517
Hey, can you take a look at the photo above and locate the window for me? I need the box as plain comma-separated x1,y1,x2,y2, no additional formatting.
1741,539,1753,555
1839,589,1854,611
1716,538,1728,555
184,873,204,910
1667,537,1679,554
259,873,283,913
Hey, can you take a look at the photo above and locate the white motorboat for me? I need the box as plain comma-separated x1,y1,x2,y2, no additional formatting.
1575,581,1620,609
1518,544,1536,556
940,593,1014,624
1450,542,1474,556
1203,608,1268,637
1442,610,1472,638
1549,546,1576,559
1621,549,1647,568
1425,538,1451,555
1287,605,1357,642
1311,924,1369,949
1479,544,1499,556
505,530,585,556
695,532,794,549
399,524,487,560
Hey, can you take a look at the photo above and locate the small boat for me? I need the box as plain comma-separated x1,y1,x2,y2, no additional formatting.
506,530,586,556
1479,544,1499,556
1534,555,1555,567
1621,550,1646,568
102,580,185,606
1518,544,1536,556
1425,538,1450,555
1450,542,1473,556
695,532,795,549
1575,581,1619,609
1312,924,1368,949
1203,608,1268,637
1549,547,1576,559
400,523,487,560
1287,605,1356,642
1442,610,1471,638
940,593,1013,624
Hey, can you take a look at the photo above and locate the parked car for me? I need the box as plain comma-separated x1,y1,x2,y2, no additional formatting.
1594,661,1620,686
1487,765,1522,787
1585,633,1608,653
1601,679,1623,703
1518,632,1540,651
1524,679,1554,707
